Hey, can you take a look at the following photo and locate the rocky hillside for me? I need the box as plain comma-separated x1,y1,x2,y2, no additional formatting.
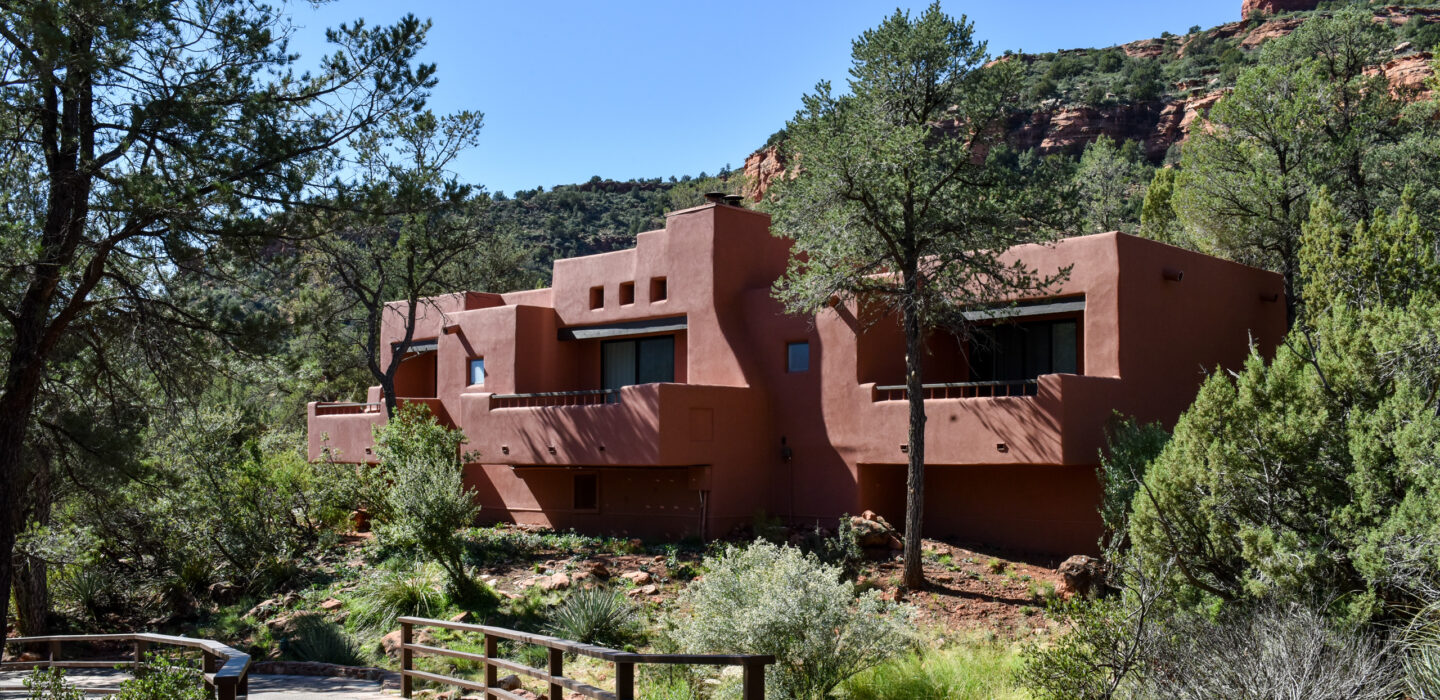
744,0,1438,200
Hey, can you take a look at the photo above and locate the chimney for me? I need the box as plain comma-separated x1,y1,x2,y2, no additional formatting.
703,191,727,204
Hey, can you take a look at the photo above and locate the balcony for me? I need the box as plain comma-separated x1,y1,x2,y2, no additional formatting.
460,382,764,467
306,397,454,463
851,373,1122,466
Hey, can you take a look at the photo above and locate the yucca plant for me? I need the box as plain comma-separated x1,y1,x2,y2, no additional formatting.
1403,600,1440,699
545,586,639,648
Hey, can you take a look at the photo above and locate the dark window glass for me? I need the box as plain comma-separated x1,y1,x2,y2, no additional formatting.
602,335,676,395
969,319,1080,382
574,474,598,510
787,341,810,372
636,336,675,384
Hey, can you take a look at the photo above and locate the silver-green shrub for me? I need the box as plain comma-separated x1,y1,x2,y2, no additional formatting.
1143,603,1399,700
669,540,914,700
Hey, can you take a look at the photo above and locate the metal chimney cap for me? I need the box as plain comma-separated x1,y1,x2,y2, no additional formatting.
722,194,745,207
702,191,728,204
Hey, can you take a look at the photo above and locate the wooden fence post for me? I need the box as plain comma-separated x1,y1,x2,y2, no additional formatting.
202,652,217,695
47,640,60,667
133,639,149,677
401,621,413,698
483,633,498,700
615,661,634,700
548,648,563,700
742,659,766,700
215,677,237,700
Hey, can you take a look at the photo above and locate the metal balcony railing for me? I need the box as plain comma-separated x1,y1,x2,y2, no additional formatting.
872,379,1039,401
490,389,620,408
313,401,383,416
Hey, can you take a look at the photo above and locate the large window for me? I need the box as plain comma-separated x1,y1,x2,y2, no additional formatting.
602,335,675,392
969,319,1078,382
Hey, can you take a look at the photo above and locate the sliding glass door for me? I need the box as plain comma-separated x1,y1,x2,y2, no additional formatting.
602,336,675,395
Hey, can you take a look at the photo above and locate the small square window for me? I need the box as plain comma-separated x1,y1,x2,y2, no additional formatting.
589,286,605,310
787,341,810,373
573,473,598,511
469,358,486,386
650,277,668,302
619,281,635,305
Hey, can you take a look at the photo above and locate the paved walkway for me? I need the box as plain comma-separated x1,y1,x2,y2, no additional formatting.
0,670,394,698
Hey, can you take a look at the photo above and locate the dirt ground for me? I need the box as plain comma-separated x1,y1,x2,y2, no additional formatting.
468,531,1066,638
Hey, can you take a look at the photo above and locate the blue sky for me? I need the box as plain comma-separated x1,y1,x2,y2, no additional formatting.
286,1,1237,195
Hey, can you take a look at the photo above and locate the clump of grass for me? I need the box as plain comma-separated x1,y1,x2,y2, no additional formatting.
546,587,640,648
987,558,1007,574
283,614,366,666
347,562,447,633
1028,581,1060,606
840,642,1030,700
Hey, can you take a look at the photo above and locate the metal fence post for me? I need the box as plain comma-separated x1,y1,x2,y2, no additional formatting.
742,659,766,700
400,621,413,698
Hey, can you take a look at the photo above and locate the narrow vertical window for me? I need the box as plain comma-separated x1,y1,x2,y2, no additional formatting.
468,358,486,386
787,341,810,373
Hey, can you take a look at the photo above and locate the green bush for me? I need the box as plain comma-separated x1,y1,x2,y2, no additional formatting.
348,562,448,633
371,404,483,599
117,653,207,700
841,643,1029,700
1019,596,1153,700
669,540,915,700
283,614,367,666
1097,414,1169,541
545,586,640,648
22,668,84,700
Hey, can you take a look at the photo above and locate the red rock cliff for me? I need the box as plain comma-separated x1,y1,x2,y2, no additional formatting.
1242,0,1320,17
742,6,1436,201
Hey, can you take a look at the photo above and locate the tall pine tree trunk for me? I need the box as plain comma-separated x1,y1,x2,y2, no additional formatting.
13,455,53,636
901,270,928,589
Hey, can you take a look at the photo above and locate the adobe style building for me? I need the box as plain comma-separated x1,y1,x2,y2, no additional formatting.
308,201,1286,556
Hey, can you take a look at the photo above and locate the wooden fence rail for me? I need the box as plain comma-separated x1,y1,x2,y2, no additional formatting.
0,632,250,699
398,616,774,700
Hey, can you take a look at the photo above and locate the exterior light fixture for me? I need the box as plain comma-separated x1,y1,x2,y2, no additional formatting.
1162,267,1184,282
